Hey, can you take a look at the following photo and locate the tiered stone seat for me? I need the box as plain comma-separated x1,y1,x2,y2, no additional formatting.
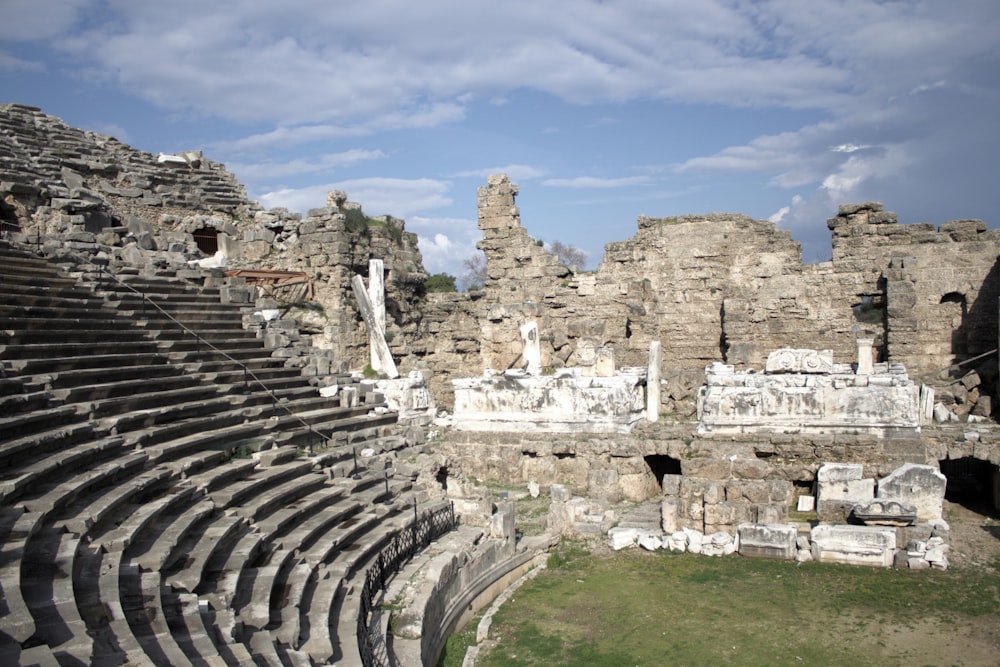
0,241,436,665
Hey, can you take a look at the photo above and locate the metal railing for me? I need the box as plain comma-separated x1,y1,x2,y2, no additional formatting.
90,261,340,452
357,502,456,667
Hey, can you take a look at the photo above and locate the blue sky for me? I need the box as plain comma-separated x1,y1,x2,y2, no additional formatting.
2,1,998,276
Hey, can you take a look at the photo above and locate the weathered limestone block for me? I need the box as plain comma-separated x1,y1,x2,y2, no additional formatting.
817,462,863,483
877,463,947,521
737,523,797,560
451,370,645,433
851,499,917,526
810,525,896,568
661,497,681,533
754,503,787,524
765,348,834,374
698,354,921,436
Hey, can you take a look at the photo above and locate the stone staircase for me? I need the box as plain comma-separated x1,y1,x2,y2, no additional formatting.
0,241,437,666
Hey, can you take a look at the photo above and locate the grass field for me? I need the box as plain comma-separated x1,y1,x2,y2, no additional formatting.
440,540,1000,666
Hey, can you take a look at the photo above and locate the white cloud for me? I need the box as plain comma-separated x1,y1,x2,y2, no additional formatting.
257,177,451,219
0,52,45,73
409,216,481,277
454,164,547,181
40,1,997,130
228,149,386,182
542,175,650,189
0,0,87,41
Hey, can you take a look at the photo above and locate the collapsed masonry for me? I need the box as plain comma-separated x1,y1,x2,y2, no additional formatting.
3,105,999,566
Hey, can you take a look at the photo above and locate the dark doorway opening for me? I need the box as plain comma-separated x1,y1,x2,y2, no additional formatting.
436,466,449,492
644,455,681,489
940,457,998,514
193,227,220,255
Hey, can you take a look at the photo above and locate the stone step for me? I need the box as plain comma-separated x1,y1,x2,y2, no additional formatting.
0,404,79,441
166,516,251,593
131,499,216,573
0,387,51,416
142,422,272,466
298,567,345,662
231,471,328,524
153,328,260,342
254,485,350,541
19,449,148,516
104,393,244,435
0,339,162,360
9,351,172,375
0,327,152,345
278,497,411,651
208,459,314,510
0,272,79,289
98,483,202,553
56,466,176,537
88,383,222,419
63,373,202,405
0,433,124,505
135,572,200,667
122,406,258,451
171,591,229,664
34,362,184,392
0,303,120,321
0,290,107,310
0,315,125,331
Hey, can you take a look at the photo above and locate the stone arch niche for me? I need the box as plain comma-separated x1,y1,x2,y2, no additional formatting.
0,198,20,236
939,456,1000,514
193,226,220,255
643,454,681,491
939,292,969,358
852,292,887,361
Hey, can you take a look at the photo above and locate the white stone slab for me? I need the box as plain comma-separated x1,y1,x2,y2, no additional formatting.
810,525,896,568
877,463,947,522
737,523,797,560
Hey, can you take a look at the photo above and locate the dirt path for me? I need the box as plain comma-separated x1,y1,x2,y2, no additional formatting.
942,499,1000,568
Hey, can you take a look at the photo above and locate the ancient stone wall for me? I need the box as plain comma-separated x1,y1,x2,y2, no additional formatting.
462,175,1000,415
0,103,249,237
828,203,1000,381
0,105,428,372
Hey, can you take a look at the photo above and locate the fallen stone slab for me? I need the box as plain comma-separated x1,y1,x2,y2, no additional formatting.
877,463,946,521
810,524,896,568
738,523,797,560
851,498,917,526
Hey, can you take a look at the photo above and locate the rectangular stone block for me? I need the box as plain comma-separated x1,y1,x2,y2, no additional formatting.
816,462,863,483
661,498,681,533
810,525,896,568
738,523,797,560
818,478,874,503
661,473,682,496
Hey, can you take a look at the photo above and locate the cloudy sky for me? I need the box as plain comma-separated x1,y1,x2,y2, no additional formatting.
2,1,998,275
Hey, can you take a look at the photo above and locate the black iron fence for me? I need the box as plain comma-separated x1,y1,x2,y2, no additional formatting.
358,502,456,667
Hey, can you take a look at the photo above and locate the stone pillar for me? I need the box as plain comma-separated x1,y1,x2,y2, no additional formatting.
368,259,385,372
595,347,615,377
351,274,399,378
520,321,541,375
647,341,661,423
856,337,874,375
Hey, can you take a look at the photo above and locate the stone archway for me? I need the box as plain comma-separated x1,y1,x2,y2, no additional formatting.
939,292,969,359
940,456,999,514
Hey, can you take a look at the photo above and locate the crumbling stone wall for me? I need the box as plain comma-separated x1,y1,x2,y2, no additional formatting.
828,203,1000,382
0,103,250,237
460,175,999,415
0,105,428,372
222,191,428,369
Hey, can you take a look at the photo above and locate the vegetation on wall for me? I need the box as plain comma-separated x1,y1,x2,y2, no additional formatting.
424,273,458,293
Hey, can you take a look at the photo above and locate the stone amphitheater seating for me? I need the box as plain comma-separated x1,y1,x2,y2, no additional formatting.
0,241,433,666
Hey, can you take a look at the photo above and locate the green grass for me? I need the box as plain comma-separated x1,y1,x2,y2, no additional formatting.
474,543,1000,666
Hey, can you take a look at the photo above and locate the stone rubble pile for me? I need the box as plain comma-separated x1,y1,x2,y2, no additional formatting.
607,461,952,570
